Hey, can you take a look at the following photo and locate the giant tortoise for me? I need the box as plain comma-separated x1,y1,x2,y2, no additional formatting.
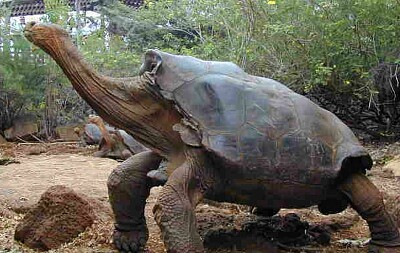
88,115,148,160
23,22,400,253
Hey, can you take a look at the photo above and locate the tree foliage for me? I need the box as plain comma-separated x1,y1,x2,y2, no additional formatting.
0,5,48,136
1,0,400,140
0,0,92,138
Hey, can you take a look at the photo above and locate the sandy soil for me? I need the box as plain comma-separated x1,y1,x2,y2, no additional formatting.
0,142,400,253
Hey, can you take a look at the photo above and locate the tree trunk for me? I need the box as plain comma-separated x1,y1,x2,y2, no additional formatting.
43,73,57,140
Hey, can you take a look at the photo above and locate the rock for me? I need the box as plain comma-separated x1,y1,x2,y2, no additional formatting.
14,185,112,251
383,156,400,176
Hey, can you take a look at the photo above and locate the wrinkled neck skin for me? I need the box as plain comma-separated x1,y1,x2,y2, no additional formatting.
41,36,184,157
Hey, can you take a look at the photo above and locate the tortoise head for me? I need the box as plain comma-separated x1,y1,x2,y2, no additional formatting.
73,127,81,136
24,22,70,51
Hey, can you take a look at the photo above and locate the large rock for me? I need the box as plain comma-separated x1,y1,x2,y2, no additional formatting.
14,185,112,251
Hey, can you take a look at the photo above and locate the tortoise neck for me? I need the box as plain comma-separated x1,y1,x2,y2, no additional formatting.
93,118,114,147
42,36,123,117
40,37,185,156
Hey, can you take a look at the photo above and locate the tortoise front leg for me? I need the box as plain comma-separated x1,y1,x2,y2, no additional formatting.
107,151,162,252
338,172,400,252
153,152,213,253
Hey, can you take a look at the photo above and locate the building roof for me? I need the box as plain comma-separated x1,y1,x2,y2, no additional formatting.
11,1,46,16
6,0,143,17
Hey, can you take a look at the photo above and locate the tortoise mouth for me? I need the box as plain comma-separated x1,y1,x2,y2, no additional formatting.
23,21,36,42
23,22,68,45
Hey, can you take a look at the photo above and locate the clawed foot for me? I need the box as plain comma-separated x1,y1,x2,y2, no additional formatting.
113,228,149,253
369,232,400,253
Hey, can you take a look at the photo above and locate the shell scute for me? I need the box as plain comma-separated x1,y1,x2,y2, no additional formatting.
173,74,246,131
245,88,300,140
237,124,278,169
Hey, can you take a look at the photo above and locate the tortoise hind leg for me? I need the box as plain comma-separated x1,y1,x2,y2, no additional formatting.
337,172,400,252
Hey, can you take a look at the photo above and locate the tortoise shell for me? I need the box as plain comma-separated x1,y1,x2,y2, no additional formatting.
83,123,102,145
141,50,372,186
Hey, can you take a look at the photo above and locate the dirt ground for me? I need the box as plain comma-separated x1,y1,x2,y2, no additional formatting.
1,141,400,253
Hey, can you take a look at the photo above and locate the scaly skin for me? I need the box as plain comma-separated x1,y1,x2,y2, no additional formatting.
338,173,400,251
153,167,204,253
153,149,213,253
108,151,162,252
